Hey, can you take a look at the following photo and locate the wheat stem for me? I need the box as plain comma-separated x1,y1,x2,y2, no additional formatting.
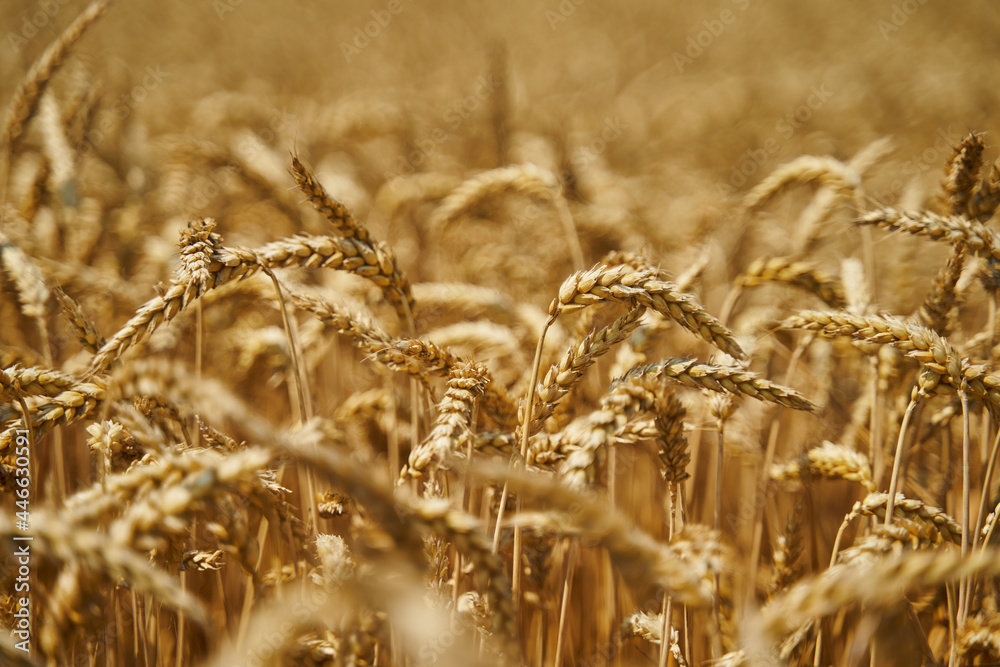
884,388,924,526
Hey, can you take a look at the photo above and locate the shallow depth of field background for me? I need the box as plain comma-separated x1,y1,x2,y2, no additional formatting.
4,1,1000,666
3,0,999,304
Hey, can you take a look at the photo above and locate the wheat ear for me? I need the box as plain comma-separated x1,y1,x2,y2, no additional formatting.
968,155,1000,222
937,132,985,216
523,305,645,437
744,155,860,211
621,359,815,412
291,156,415,330
858,208,1000,263
770,440,875,491
552,263,745,359
738,256,847,310
431,163,585,270
401,361,490,479
2,0,111,161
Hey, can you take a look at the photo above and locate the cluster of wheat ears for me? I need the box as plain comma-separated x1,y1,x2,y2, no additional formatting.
3,2,1000,666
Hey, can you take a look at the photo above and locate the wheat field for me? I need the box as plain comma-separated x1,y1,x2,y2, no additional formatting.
2,1,1000,665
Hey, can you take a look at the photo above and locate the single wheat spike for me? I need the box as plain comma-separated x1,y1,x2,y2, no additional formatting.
1,237,49,319
799,137,894,255
653,390,690,484
291,291,393,350
401,361,490,479
0,364,80,399
53,288,105,353
86,281,213,378
937,132,985,216
744,155,860,211
2,0,111,157
557,376,659,489
622,359,815,412
374,172,461,217
552,263,745,359
848,492,962,546
1,379,106,452
780,311,964,382
968,155,1000,222
431,162,559,228
38,93,75,197
622,611,687,665
177,218,222,299
291,155,375,245
737,256,847,309
770,441,875,491
411,281,521,325
524,305,645,436
290,157,415,326
858,207,1000,263
761,546,1000,639
768,509,803,596
786,312,1000,418
915,244,967,335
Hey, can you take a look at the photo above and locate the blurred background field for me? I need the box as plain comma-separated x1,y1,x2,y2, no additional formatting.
4,1,1000,666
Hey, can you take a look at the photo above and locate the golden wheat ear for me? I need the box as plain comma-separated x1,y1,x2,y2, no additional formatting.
937,131,985,216
290,155,416,330
2,0,111,179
